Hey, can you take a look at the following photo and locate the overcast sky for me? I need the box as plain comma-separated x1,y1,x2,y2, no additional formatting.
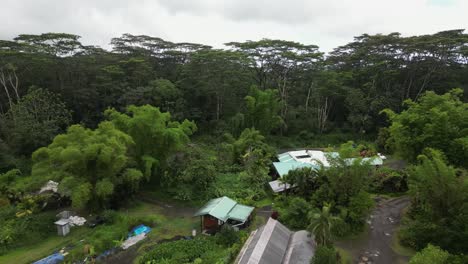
2,0,467,52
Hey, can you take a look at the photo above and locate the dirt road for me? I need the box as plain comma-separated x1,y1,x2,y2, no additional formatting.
337,196,411,264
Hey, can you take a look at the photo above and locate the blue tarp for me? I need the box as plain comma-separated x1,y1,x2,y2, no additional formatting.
33,253,64,264
128,224,152,237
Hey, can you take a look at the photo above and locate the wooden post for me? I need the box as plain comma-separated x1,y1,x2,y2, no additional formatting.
200,216,203,233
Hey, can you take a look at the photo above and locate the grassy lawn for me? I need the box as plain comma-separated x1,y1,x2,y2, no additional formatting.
129,202,198,238
0,227,92,264
0,200,198,264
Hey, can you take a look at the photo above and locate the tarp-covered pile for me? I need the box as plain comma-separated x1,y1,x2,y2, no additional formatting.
129,224,152,237
121,224,152,250
33,253,64,264
121,233,147,250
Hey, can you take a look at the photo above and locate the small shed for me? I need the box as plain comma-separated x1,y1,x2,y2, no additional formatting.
194,196,254,233
54,219,70,236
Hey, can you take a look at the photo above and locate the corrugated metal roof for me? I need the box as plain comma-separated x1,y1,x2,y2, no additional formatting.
274,150,383,179
237,218,315,264
278,153,294,162
238,218,291,264
283,230,315,264
273,162,318,177
229,204,255,222
268,180,292,193
194,196,254,222
54,219,69,225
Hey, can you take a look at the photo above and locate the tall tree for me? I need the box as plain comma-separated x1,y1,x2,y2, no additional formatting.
181,49,251,122
0,87,71,155
226,39,323,123
31,122,142,210
308,203,340,246
401,151,468,253
105,105,197,183
382,88,468,168
243,86,283,134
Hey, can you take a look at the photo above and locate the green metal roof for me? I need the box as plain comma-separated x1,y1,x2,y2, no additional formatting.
273,162,318,177
228,204,255,222
194,196,254,222
278,153,294,162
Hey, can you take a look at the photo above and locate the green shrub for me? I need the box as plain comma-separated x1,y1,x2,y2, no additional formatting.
274,196,312,229
311,245,338,264
101,210,119,224
216,225,239,246
370,167,407,193
0,210,56,254
409,244,450,264
139,237,218,264
346,191,374,232
399,217,445,250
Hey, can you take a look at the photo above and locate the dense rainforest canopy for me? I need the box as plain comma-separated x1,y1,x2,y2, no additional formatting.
1,30,467,147
0,29,467,263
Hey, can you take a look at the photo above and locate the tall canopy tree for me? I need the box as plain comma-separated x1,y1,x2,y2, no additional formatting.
0,87,71,155
243,86,283,134
181,49,251,122
226,39,323,123
31,122,143,210
401,151,468,253
382,88,468,168
105,105,197,183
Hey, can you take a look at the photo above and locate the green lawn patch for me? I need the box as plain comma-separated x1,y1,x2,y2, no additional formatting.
0,200,198,264
0,227,92,264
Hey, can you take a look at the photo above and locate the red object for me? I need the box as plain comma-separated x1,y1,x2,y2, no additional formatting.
271,211,279,220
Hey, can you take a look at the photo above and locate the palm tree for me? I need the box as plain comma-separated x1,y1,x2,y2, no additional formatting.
308,203,340,246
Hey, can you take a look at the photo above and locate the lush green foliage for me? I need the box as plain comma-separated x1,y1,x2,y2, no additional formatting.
0,87,71,156
276,196,313,229
370,167,408,193
409,244,450,264
243,86,283,134
215,226,240,247
139,237,218,264
275,145,375,236
308,203,340,246
0,30,468,262
0,207,55,254
311,245,338,264
282,167,319,197
106,105,197,182
31,122,142,209
218,128,275,200
400,152,468,253
165,144,217,200
383,89,468,168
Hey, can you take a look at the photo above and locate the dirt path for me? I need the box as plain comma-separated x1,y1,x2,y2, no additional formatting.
337,196,411,264
137,193,197,217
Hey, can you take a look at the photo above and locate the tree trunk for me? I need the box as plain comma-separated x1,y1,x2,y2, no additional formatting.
0,70,14,112
305,83,312,113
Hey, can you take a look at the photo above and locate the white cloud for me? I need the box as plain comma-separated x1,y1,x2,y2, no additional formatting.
1,0,466,52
